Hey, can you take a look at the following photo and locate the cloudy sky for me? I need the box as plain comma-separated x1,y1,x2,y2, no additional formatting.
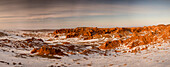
0,0,170,29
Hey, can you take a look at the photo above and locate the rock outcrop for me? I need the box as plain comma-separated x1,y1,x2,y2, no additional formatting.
30,24,169,57
99,24,170,49
53,24,170,50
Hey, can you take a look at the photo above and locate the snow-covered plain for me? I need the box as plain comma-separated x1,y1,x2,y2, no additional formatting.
0,30,169,67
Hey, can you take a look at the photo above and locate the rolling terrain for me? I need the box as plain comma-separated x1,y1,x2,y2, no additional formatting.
0,24,169,67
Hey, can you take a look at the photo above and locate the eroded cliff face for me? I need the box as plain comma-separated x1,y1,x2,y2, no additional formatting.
54,25,169,39
99,24,169,50
30,24,169,57
54,25,169,47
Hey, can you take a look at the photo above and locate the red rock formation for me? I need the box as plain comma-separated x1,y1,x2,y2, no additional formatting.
99,24,170,49
53,24,170,51
31,45,68,56
99,40,120,49
29,24,170,57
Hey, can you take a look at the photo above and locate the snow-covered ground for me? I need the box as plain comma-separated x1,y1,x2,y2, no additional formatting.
0,43,169,67
0,30,169,67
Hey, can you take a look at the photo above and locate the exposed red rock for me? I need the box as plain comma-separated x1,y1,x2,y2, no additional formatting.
32,45,68,56
31,44,106,57
53,24,169,50
99,40,120,49
29,24,169,57
99,24,170,49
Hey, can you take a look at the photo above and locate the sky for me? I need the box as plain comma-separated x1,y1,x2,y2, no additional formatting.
0,0,170,30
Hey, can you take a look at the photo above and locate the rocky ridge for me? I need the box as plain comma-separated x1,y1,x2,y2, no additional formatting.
30,24,169,58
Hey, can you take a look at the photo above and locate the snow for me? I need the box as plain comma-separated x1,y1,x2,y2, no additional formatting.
78,39,99,42
0,30,169,67
59,36,66,39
